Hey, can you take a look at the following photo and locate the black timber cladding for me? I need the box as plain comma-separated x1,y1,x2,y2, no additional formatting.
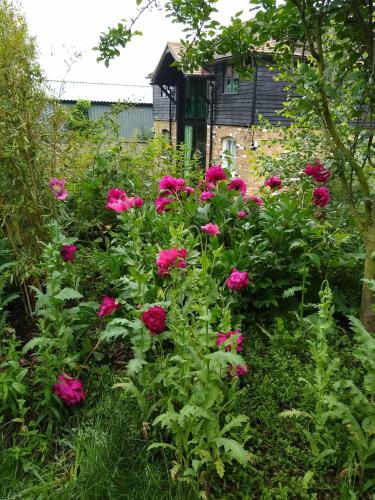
152,62,294,127
211,63,293,127
153,85,177,121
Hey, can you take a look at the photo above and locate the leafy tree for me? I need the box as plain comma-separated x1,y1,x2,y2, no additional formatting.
97,0,375,329
0,0,53,311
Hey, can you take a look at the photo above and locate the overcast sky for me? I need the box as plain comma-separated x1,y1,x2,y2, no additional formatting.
20,0,251,88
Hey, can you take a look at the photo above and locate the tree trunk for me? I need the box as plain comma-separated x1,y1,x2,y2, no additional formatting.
360,223,375,332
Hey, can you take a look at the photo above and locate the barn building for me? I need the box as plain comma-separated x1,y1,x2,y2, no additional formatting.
150,42,296,186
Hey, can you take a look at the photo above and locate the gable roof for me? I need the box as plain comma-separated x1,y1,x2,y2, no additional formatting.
150,40,307,84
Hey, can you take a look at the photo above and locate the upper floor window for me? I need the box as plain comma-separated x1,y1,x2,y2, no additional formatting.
160,86,172,98
224,65,239,94
185,78,207,119
221,136,237,174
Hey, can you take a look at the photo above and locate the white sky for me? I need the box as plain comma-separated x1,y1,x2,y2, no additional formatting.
20,0,251,89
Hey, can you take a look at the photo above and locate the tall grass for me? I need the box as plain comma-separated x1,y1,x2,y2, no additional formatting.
0,392,198,499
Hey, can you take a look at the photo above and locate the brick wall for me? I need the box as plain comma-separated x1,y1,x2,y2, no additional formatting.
154,120,284,193
154,120,177,145
207,125,284,193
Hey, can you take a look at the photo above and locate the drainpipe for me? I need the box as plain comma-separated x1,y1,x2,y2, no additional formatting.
250,65,258,149
208,76,215,165
169,89,172,145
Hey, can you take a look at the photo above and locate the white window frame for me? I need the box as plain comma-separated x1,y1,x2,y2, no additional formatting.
221,137,237,176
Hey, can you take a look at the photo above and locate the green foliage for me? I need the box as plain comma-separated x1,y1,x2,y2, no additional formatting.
66,99,93,135
0,0,53,308
324,316,375,494
280,282,339,475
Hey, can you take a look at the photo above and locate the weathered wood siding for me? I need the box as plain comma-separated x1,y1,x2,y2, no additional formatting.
210,63,293,127
153,85,177,122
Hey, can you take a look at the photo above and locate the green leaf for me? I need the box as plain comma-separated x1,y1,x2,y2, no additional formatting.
99,326,128,342
127,358,147,376
302,470,314,489
282,286,303,298
220,415,248,436
54,288,83,301
213,438,248,466
22,337,50,353
11,382,26,394
362,416,375,436
206,350,244,367
148,442,177,452
279,409,311,419
112,380,140,399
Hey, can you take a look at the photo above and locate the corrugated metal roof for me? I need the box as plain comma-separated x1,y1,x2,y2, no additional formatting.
44,79,153,104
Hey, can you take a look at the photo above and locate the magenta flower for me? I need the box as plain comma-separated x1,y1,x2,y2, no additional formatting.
141,305,167,335
201,223,221,236
227,178,247,195
60,244,77,262
106,188,131,212
97,296,120,317
155,196,174,214
205,165,227,184
107,188,126,202
156,248,187,277
106,188,142,212
198,179,215,192
216,329,244,352
159,176,186,193
199,191,215,202
312,186,330,208
53,374,86,406
304,161,331,183
106,196,134,212
226,268,249,292
132,196,143,208
49,178,68,200
227,364,248,378
237,210,247,219
249,195,264,206
184,186,195,194
264,176,282,189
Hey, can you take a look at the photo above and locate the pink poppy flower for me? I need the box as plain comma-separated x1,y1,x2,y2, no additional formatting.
49,178,68,200
304,161,331,183
199,191,215,202
264,176,282,189
201,223,221,236
159,176,186,193
60,244,77,262
155,196,174,213
226,268,249,292
237,210,247,219
312,186,330,208
156,248,187,277
132,196,143,208
183,186,195,194
97,296,120,317
216,329,243,352
106,196,134,212
198,179,215,192
107,188,126,202
53,374,86,406
205,165,227,184
249,195,264,206
141,305,167,335
227,178,247,195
